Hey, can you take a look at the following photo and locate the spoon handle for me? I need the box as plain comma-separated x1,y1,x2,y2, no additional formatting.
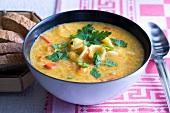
155,59,170,109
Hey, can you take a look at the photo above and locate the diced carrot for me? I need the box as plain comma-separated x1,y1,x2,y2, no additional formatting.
38,56,43,62
46,46,54,52
86,48,91,60
110,77,114,81
100,79,104,82
40,35,51,44
76,66,85,75
76,66,81,72
103,27,111,31
44,62,56,69
70,62,76,69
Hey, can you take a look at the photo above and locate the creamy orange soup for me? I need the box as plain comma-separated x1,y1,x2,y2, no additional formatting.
30,22,144,82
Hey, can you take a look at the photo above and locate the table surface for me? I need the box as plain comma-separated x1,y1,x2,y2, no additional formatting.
0,0,56,113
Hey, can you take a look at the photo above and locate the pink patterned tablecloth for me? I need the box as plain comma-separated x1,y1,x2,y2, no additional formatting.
44,0,170,113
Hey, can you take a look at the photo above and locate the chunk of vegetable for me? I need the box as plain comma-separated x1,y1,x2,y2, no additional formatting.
44,62,56,69
40,35,51,44
103,44,114,51
77,62,89,68
86,48,91,60
67,74,74,79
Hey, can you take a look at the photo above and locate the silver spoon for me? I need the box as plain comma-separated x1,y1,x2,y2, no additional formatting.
148,22,170,110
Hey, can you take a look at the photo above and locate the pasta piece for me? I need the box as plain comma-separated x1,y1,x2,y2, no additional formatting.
106,51,119,57
74,46,85,54
126,51,135,55
102,37,113,47
68,51,79,62
70,38,84,50
77,46,88,62
89,45,106,61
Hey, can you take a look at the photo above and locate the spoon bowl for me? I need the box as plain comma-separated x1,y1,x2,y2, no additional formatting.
148,22,169,59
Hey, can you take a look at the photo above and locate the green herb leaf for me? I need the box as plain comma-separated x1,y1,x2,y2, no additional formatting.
105,59,118,66
103,44,114,50
84,40,91,47
77,62,89,68
70,34,77,38
77,24,94,41
93,52,101,67
90,67,101,78
46,51,68,62
110,38,127,48
71,24,111,46
52,42,68,50
67,74,74,79
91,30,111,45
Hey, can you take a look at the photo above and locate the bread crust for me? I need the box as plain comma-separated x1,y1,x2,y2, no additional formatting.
0,29,24,43
1,12,36,37
0,42,22,54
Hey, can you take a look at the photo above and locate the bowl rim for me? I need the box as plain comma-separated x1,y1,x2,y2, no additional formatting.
23,10,152,85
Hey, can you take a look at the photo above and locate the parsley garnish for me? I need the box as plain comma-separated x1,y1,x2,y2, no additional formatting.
90,67,101,78
92,52,101,67
52,42,68,50
90,30,111,45
84,40,91,47
76,24,94,41
105,59,118,66
46,51,68,62
77,62,89,68
110,38,127,48
70,24,111,46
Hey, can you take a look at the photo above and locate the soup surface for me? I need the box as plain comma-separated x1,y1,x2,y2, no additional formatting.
30,22,144,82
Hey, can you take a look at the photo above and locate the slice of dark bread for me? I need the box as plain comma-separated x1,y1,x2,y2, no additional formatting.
0,42,22,54
0,53,26,74
0,62,27,74
0,53,25,65
0,29,23,43
1,12,36,37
